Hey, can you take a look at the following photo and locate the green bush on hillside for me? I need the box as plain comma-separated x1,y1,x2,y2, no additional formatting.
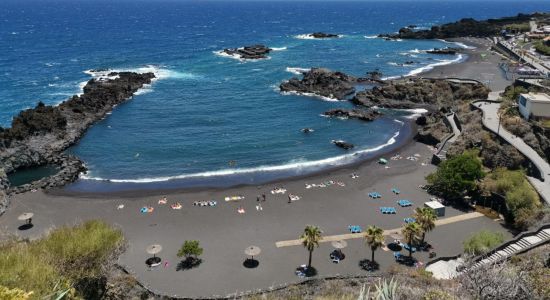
463,230,504,255
427,150,485,202
482,168,541,230
0,220,123,299
534,40,550,56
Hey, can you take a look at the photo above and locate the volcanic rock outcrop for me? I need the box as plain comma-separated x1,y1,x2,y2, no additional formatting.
351,78,490,111
280,68,356,100
0,71,155,193
223,45,272,60
323,108,381,122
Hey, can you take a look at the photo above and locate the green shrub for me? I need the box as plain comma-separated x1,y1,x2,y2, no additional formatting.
534,40,550,56
427,150,484,202
0,220,123,299
463,230,504,255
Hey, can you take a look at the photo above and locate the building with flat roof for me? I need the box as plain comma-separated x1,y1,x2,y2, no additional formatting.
518,92,550,119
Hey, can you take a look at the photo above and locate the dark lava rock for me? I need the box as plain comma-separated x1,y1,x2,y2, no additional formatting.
426,48,459,55
301,128,314,133
332,140,354,150
378,13,542,40
223,44,272,60
310,32,340,39
323,108,381,122
351,78,490,111
0,71,155,194
280,68,356,100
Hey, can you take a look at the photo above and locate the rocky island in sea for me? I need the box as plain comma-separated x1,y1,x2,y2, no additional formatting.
222,45,272,60
0,71,155,193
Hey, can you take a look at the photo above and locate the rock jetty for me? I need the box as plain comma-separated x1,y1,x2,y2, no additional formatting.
323,108,381,122
0,71,155,194
223,45,272,60
280,68,356,100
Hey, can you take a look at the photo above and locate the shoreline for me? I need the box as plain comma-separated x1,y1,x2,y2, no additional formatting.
57,37,485,196
0,36,516,298
54,120,418,197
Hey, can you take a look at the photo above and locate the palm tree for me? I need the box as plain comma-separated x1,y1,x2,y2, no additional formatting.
365,225,384,263
300,225,322,269
402,222,422,258
413,207,437,245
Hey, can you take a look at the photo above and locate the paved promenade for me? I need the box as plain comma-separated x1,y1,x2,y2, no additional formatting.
475,101,550,205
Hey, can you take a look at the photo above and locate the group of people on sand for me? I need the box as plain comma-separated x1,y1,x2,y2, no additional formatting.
305,180,345,189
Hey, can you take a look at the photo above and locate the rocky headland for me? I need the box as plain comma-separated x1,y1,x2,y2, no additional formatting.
280,68,356,100
0,71,155,200
323,108,381,122
379,13,547,40
223,45,272,60
351,78,490,111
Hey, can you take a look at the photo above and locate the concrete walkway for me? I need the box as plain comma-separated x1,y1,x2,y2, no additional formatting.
276,212,484,248
475,101,550,205
446,113,461,143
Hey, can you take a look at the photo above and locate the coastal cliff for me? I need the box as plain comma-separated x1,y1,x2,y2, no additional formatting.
379,13,546,39
0,72,155,194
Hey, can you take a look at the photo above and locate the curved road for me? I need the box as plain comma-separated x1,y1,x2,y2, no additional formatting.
475,101,550,205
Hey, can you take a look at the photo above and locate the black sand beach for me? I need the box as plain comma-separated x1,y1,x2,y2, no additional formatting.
0,37,515,298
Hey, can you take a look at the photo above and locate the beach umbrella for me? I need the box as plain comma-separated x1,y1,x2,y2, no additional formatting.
17,212,34,224
244,245,261,260
146,244,162,258
331,240,348,250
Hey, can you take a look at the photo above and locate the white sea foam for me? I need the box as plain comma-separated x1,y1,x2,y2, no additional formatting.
79,65,198,95
399,108,429,119
294,34,344,40
280,90,340,102
271,46,287,51
285,67,310,75
382,54,464,80
364,35,378,39
213,49,271,62
437,39,476,50
80,130,402,183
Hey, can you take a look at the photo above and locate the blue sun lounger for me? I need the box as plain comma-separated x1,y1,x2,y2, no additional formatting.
404,217,416,224
391,188,400,194
369,192,382,198
397,200,412,207
348,225,362,233
380,207,397,214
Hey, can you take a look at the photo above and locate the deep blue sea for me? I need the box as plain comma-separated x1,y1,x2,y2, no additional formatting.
1,0,549,190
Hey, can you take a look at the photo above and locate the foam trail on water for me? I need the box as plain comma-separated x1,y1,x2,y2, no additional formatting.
280,90,340,102
271,47,287,51
285,67,310,75
80,131,402,183
382,54,464,80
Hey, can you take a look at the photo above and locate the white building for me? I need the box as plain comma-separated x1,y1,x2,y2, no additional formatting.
424,201,445,217
518,93,550,120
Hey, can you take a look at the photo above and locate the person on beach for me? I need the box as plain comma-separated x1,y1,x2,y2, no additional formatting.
288,195,292,204
262,194,266,201
257,195,260,202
